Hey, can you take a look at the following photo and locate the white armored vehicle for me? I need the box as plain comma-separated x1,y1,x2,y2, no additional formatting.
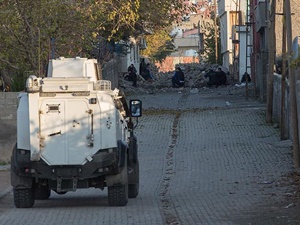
11,57,142,208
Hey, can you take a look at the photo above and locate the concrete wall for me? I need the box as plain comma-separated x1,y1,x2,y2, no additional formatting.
101,59,119,89
272,73,300,142
272,74,291,139
0,92,18,163
0,59,120,163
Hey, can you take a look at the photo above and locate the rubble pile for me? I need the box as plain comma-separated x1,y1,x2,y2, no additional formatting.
119,62,237,92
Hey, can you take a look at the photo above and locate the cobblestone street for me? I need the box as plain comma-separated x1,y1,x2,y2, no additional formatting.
1,86,300,225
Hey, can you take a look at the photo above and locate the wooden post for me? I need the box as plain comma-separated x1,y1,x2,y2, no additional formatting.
266,0,276,123
286,0,300,169
281,0,287,140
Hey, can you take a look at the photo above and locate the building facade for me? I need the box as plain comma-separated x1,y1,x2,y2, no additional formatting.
218,0,249,81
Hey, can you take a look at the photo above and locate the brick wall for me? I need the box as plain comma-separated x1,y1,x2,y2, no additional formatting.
155,56,200,72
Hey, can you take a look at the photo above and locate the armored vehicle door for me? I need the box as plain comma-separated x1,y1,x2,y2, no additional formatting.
39,99,92,165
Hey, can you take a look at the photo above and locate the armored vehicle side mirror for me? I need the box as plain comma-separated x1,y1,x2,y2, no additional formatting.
130,100,142,117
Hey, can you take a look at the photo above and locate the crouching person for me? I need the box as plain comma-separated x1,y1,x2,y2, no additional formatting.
172,67,185,88
127,64,137,87
205,68,227,87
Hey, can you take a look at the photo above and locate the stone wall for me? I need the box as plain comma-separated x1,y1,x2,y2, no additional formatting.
0,92,18,163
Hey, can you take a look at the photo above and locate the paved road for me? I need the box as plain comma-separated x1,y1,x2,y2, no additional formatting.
0,86,298,225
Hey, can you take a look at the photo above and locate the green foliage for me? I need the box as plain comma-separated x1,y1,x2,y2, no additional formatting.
0,161,8,166
0,0,87,75
138,1,185,31
143,28,174,62
0,0,190,80
82,0,140,41
290,47,300,69
202,20,222,65
10,70,29,92
152,40,175,62
139,1,195,62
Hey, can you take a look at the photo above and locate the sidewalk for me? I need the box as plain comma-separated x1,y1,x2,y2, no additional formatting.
0,165,11,199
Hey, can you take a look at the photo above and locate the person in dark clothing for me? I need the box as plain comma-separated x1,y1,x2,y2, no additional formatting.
241,72,251,83
141,63,154,81
127,64,137,87
139,58,146,76
205,68,227,87
172,67,185,87
216,68,227,84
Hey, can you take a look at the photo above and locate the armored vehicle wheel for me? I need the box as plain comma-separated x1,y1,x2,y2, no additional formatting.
108,184,128,206
34,186,51,200
128,161,139,198
53,190,67,195
13,188,35,208
107,155,128,206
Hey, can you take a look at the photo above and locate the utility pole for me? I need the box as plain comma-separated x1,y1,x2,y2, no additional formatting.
38,28,41,76
214,0,218,64
286,0,300,169
245,0,250,100
281,0,287,140
198,20,204,62
266,0,276,123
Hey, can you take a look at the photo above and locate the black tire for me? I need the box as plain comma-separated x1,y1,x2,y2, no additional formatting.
13,188,35,208
53,190,67,195
108,185,128,206
34,186,51,200
107,156,128,206
128,161,139,198
128,184,139,199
